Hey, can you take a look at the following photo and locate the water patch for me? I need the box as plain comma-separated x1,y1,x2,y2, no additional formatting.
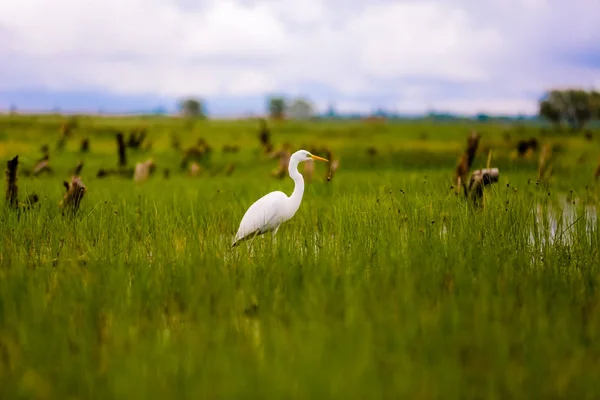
529,195,598,250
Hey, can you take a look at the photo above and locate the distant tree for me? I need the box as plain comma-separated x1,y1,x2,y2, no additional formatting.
539,89,600,132
267,96,286,119
178,97,206,119
567,90,593,131
539,99,561,129
325,103,338,118
287,98,314,120
591,90,600,118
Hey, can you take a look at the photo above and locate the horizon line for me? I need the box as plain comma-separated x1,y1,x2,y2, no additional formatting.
0,108,540,119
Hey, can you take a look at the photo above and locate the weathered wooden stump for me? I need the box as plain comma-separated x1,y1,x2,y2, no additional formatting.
71,160,84,176
189,162,202,177
225,163,236,176
33,155,53,176
134,159,156,182
126,128,147,149
455,130,481,192
467,168,500,207
5,155,19,208
60,176,87,214
270,144,291,179
303,159,314,182
516,138,538,158
258,118,273,154
80,138,90,153
116,132,127,167
324,150,339,183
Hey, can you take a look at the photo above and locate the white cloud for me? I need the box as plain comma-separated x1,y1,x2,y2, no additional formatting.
181,1,288,57
0,0,599,114
222,70,278,95
351,3,499,81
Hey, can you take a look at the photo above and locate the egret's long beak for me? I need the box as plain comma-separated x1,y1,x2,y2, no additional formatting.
310,155,329,162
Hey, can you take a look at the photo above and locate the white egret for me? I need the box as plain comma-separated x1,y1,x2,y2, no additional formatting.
232,149,329,247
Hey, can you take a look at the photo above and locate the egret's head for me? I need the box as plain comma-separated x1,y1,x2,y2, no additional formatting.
293,149,329,163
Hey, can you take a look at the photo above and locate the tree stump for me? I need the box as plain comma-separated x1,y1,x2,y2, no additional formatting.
258,118,272,153
455,130,481,192
71,160,84,176
5,155,19,208
80,138,90,153
134,159,156,182
60,176,87,214
32,156,53,176
303,159,314,183
324,150,339,183
270,144,291,179
225,163,236,176
189,162,202,177
467,168,499,206
116,132,127,167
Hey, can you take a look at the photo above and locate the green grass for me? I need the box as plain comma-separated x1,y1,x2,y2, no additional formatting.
1,115,600,399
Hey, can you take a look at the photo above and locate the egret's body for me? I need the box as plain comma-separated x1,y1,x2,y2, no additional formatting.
232,150,328,246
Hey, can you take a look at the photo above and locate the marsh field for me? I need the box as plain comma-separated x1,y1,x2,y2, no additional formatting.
1,114,600,399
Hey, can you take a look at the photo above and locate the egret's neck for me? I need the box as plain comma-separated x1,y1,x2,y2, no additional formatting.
288,159,304,214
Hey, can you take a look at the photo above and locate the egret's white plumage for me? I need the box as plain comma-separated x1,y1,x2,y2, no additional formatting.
232,149,328,246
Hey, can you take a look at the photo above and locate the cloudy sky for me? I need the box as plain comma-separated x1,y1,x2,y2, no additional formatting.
0,0,599,116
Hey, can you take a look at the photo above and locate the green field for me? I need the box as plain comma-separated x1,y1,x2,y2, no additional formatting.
1,114,600,399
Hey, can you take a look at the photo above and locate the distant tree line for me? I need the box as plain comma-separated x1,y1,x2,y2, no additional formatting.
539,89,600,132
174,95,315,120
179,88,600,129
267,96,315,120
178,98,206,119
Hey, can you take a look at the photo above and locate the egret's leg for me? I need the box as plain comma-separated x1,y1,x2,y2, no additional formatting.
271,226,279,245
